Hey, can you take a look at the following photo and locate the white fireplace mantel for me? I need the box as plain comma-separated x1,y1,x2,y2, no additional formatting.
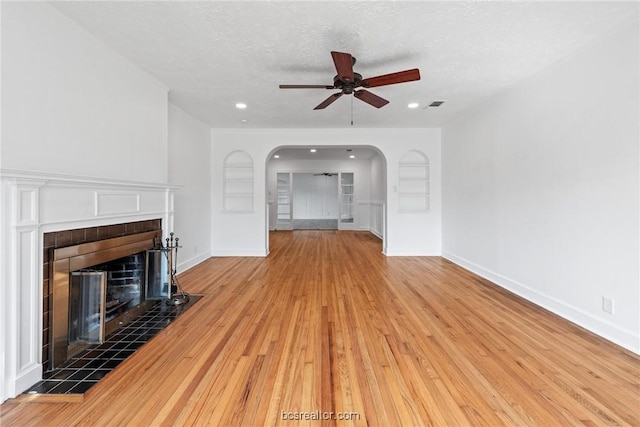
0,168,180,402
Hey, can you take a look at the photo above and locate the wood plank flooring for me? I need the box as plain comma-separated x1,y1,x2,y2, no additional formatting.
1,230,639,426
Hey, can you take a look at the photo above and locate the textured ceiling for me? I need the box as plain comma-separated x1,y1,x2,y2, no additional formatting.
272,146,379,162
50,1,639,129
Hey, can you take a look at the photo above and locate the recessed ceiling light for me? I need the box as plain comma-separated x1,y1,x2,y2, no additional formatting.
310,149,317,153
349,155,355,159
235,103,247,109
273,154,280,158
408,102,419,109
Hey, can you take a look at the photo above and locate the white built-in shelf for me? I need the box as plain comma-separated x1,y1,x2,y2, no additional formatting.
276,172,292,229
223,151,254,212
340,172,355,224
399,151,430,213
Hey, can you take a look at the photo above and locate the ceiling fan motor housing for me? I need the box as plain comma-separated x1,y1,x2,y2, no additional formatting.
334,72,364,94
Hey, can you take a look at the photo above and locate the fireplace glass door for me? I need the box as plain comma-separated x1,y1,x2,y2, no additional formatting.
69,271,106,345
146,249,170,300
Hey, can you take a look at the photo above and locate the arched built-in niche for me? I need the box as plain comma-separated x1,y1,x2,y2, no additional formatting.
223,150,254,212
398,150,430,212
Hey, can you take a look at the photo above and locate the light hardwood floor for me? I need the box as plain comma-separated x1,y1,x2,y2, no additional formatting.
1,230,639,426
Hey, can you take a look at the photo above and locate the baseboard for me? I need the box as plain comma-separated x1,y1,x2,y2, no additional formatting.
177,252,211,272
211,249,268,257
385,248,441,256
369,228,383,239
7,363,42,400
442,251,639,355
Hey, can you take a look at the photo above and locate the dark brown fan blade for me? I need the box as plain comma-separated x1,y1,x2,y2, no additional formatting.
362,68,420,88
331,51,354,83
354,89,389,108
314,93,343,110
279,84,335,89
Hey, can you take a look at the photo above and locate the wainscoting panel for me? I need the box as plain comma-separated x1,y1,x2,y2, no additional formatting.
95,192,140,216
369,202,384,238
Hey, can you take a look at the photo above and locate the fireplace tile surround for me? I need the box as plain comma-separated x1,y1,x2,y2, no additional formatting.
42,219,162,371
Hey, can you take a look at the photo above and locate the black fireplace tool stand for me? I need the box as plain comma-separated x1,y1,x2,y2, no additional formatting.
162,232,189,305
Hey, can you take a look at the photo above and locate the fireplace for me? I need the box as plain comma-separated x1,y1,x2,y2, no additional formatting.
0,169,179,401
51,230,163,368
43,221,171,370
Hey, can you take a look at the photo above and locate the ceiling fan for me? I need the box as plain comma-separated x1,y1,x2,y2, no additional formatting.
313,172,337,176
279,51,420,110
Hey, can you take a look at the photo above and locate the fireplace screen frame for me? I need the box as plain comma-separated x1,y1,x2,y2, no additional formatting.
68,271,107,352
51,230,161,369
146,249,171,300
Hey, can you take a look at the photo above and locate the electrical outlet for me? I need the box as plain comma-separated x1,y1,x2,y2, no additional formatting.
602,297,614,314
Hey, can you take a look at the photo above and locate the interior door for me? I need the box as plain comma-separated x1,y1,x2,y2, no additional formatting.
339,172,356,230
276,172,293,230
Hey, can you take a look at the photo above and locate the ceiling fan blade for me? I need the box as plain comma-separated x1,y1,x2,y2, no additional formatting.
362,68,421,88
279,84,335,89
331,51,354,83
354,89,389,108
314,92,343,110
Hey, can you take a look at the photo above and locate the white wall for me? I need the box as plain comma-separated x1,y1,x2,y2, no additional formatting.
168,104,212,271
1,2,168,183
370,153,386,203
211,128,441,256
369,153,386,237
0,3,211,401
292,174,339,220
442,22,639,353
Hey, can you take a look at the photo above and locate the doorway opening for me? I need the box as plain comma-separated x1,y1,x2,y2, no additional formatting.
275,172,355,231
266,145,386,251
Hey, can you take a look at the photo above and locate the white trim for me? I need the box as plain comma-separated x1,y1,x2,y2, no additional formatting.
0,168,180,191
211,249,268,257
95,192,141,216
0,169,179,401
369,228,383,240
177,252,211,273
38,213,168,232
443,251,639,355
385,249,441,256
13,365,42,399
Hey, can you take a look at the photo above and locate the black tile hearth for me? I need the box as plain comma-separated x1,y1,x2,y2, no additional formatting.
25,296,200,396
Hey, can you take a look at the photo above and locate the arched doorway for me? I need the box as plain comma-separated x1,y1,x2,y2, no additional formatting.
264,145,387,252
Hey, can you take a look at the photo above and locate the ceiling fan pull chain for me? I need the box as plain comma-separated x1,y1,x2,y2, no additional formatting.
351,95,354,126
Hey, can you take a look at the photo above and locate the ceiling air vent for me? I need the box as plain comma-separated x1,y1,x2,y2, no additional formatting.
429,101,445,107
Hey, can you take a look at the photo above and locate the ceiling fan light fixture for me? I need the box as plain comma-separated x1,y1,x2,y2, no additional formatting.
349,155,355,159
408,102,419,109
